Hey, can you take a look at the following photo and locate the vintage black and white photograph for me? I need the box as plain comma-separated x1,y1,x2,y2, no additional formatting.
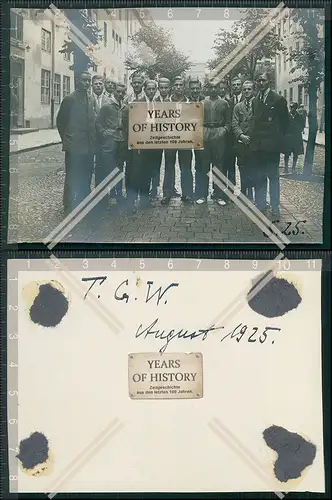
8,6,326,244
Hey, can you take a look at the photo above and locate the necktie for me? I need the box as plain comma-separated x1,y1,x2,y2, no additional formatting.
245,100,250,111
260,92,265,104
235,95,238,104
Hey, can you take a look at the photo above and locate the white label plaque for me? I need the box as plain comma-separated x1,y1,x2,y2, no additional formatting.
128,352,203,399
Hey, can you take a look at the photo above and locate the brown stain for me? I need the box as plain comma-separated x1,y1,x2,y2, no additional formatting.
22,280,68,311
134,272,142,288
18,450,54,477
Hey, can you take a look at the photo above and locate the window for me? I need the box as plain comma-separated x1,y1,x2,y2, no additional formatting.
289,87,293,102
63,75,70,97
283,52,287,70
41,69,51,104
54,74,61,104
278,54,281,73
63,51,70,62
10,11,23,41
283,89,287,101
277,22,281,36
112,29,115,52
119,36,122,57
298,84,303,104
41,28,51,52
303,90,308,106
119,9,122,20
289,46,292,67
104,22,108,47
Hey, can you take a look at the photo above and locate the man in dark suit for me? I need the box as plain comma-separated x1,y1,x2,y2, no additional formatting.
162,76,193,205
251,71,289,217
222,76,242,202
187,77,205,202
149,77,171,200
95,82,127,209
92,75,112,114
196,81,230,205
232,80,255,200
56,71,96,215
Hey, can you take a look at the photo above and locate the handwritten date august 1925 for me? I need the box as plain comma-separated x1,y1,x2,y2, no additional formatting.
81,276,281,353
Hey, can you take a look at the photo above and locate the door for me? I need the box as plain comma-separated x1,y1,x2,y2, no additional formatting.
10,57,24,128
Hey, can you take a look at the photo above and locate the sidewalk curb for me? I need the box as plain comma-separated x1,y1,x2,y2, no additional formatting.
10,140,61,155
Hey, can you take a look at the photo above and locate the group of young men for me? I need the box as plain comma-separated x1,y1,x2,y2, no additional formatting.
56,70,293,218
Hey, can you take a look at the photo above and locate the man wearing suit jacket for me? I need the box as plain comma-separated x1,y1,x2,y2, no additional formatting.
92,75,112,114
232,80,255,201
95,82,127,208
187,78,206,202
162,77,193,205
196,81,230,205
56,71,96,215
222,76,242,202
251,71,289,217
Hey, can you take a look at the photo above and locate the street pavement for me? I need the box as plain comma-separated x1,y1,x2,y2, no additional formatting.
8,143,324,244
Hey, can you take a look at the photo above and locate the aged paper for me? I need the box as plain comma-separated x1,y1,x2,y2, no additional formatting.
7,259,324,493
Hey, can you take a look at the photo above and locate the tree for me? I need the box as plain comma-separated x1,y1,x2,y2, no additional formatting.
288,9,324,177
59,9,103,82
208,8,284,85
125,23,192,81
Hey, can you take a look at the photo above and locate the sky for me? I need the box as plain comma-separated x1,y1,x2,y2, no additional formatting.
153,8,241,62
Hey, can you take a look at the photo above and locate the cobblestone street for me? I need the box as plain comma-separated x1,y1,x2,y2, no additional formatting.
8,143,324,244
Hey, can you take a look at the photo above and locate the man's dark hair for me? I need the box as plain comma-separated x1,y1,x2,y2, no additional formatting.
231,76,242,83
78,71,91,79
173,76,185,84
131,72,144,82
114,82,126,89
256,71,271,82
158,77,170,85
189,77,202,87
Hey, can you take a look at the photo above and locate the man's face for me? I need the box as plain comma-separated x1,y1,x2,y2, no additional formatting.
145,83,157,101
105,79,115,94
132,77,143,94
92,79,104,96
189,82,201,100
232,79,242,95
256,74,269,92
173,80,184,96
78,74,91,92
219,84,227,98
158,82,170,98
209,84,218,97
242,82,254,100
113,85,126,102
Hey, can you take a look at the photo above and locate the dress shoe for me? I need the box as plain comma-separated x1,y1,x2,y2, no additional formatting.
161,197,171,205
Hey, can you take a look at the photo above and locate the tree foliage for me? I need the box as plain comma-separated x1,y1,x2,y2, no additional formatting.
125,24,192,81
59,9,103,81
208,8,284,85
288,9,324,176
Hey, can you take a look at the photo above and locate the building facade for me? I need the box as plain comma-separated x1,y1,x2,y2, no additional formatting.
10,8,148,130
274,12,324,130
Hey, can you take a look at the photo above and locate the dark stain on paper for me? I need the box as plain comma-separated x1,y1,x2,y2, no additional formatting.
29,282,69,327
263,425,317,482
247,272,302,318
16,432,49,470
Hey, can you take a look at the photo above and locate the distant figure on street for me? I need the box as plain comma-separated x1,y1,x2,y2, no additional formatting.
56,71,96,215
251,71,289,217
232,80,255,201
297,104,307,132
95,82,127,209
195,81,230,205
283,102,305,174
